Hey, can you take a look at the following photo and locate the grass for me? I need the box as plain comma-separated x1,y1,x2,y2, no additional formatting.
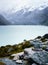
0,62,6,65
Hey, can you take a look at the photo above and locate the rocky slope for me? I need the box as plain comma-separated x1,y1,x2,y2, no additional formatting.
0,34,48,65
11,34,48,65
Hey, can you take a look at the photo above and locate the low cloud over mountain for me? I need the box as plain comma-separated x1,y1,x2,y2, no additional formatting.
0,7,48,25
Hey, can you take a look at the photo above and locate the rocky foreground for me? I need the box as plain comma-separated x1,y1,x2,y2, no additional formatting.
0,34,48,65
11,34,48,65
11,48,48,65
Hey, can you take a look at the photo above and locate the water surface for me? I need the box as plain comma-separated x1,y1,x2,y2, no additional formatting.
0,25,48,46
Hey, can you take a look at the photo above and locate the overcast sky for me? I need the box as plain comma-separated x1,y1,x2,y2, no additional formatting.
0,0,48,12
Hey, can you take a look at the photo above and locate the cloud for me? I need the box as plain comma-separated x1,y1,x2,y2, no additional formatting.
0,0,48,12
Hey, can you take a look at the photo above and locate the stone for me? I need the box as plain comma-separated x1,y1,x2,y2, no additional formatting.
24,48,48,65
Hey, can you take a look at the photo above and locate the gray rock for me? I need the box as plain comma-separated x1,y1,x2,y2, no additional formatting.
24,48,48,65
32,63,37,65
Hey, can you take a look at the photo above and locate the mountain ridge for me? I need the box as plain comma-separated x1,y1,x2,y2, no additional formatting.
0,7,48,25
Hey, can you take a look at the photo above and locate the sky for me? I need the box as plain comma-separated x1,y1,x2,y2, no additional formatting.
0,25,48,46
0,0,48,12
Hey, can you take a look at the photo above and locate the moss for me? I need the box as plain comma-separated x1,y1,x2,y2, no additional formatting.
0,40,34,57
0,62,5,65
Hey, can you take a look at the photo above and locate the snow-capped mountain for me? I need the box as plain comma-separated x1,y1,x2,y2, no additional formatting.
0,6,48,25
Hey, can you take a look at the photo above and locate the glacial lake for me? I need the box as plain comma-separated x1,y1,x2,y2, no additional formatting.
0,25,48,46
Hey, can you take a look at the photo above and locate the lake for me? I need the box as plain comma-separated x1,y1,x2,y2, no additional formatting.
0,25,48,46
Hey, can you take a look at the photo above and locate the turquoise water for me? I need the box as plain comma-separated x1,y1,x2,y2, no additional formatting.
0,25,48,46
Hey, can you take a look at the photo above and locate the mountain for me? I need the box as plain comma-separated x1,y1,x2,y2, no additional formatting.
41,7,48,25
0,7,48,25
0,14,11,25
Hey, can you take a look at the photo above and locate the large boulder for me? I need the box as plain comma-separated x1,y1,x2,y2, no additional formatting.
30,40,43,48
31,51,48,65
24,48,48,65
